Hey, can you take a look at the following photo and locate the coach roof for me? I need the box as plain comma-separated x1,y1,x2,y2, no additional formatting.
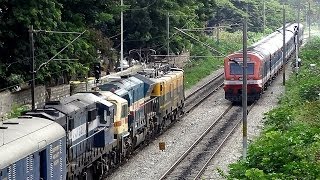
0,116,65,169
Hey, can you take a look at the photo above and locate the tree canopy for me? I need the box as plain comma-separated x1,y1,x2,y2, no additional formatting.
0,0,317,90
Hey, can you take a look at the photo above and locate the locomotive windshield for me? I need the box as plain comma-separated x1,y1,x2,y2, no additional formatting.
230,63,254,75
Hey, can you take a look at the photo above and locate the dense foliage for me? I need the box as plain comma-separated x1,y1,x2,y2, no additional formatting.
0,0,317,90
226,37,320,179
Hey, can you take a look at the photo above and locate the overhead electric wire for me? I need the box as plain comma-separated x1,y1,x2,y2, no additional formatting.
154,14,199,53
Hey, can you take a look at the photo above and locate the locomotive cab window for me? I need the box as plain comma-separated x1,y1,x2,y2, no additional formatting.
68,118,74,130
121,104,128,118
102,110,112,126
88,109,97,122
230,62,254,75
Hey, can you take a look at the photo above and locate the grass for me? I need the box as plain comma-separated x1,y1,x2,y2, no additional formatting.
184,57,223,90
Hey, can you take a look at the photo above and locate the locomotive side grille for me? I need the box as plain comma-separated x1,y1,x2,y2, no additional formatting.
60,157,63,172
8,166,11,180
50,144,53,160
30,154,33,171
26,156,29,173
50,162,54,179
60,140,62,154
12,163,16,180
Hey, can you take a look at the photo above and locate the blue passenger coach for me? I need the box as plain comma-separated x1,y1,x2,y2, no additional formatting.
0,116,66,180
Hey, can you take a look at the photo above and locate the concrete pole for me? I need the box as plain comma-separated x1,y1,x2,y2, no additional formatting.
217,24,220,45
295,6,299,74
309,1,311,39
296,0,300,62
29,25,36,110
306,6,308,28
242,5,248,160
263,0,266,34
167,12,170,59
282,4,286,86
120,0,124,72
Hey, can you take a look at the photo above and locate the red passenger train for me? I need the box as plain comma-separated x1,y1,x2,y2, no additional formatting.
223,23,304,102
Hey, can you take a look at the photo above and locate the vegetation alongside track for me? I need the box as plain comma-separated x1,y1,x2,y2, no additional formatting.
226,37,320,179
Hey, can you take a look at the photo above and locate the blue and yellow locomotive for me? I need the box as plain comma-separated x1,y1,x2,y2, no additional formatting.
0,64,184,180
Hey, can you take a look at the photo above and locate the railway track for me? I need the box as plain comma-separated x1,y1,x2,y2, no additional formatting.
184,72,224,113
159,102,256,180
105,71,225,179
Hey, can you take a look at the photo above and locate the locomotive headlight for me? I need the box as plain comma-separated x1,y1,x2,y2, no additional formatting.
239,77,243,81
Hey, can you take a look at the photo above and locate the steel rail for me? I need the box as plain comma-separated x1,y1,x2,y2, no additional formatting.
193,101,256,180
185,73,224,113
159,104,233,180
185,72,224,100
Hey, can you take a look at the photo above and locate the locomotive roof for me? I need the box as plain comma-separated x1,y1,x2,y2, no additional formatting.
119,77,143,90
128,76,144,87
98,83,119,91
99,76,143,92
24,108,66,124
134,74,156,97
98,91,127,104
45,93,95,115
71,93,113,108
0,116,65,169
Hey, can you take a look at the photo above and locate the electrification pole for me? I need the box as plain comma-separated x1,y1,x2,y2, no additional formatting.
308,1,311,39
282,3,286,86
29,25,35,110
167,12,170,59
28,28,85,110
242,4,248,160
217,24,220,45
120,0,124,72
263,0,266,34
296,0,300,72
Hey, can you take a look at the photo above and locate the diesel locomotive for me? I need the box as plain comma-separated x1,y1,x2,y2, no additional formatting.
223,23,304,102
0,64,184,180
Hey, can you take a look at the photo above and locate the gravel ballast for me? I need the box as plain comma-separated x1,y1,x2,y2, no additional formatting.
106,68,287,180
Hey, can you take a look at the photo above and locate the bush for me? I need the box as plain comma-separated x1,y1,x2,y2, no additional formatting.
6,104,29,119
